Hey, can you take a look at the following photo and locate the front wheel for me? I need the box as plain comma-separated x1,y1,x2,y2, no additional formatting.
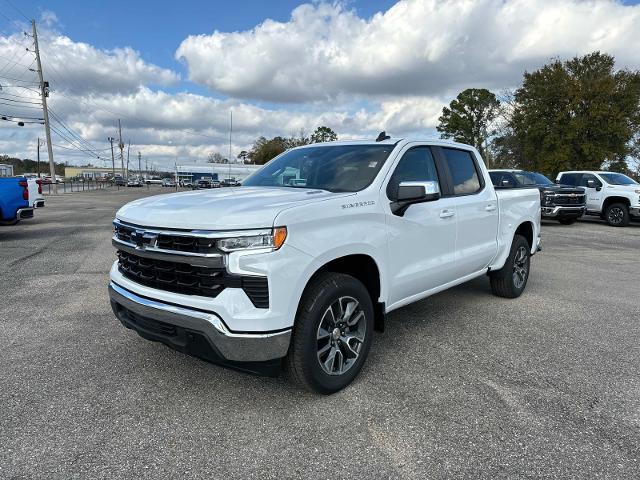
490,234,531,298
286,272,374,394
605,203,629,227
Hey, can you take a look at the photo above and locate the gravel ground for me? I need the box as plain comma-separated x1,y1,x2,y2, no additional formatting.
1,187,639,479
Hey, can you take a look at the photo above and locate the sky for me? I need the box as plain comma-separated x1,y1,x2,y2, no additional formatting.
1,0,639,169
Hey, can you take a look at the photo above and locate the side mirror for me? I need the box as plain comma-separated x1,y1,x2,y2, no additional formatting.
392,181,440,216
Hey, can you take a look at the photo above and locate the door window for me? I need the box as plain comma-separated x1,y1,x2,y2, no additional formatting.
489,172,517,187
441,148,483,195
578,174,602,188
386,147,439,200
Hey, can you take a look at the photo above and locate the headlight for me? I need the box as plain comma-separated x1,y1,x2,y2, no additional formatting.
217,227,287,252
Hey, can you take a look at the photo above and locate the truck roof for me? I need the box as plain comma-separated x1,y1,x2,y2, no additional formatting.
300,137,476,149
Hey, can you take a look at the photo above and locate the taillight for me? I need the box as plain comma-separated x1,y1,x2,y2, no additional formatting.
19,180,29,200
37,181,42,194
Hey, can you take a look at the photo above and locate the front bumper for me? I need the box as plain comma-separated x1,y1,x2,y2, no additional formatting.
109,282,291,371
34,199,45,208
541,205,585,218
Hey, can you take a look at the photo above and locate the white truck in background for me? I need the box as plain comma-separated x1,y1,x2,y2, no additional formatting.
109,137,541,393
27,178,45,209
556,171,640,226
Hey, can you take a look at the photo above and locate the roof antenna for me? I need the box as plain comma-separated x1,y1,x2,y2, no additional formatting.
376,131,390,142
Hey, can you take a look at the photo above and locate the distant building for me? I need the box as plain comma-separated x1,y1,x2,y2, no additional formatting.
0,164,14,177
176,163,260,184
64,166,119,179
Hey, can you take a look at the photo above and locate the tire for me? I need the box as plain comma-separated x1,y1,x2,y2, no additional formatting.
605,203,629,227
490,234,531,299
558,218,577,225
286,272,374,394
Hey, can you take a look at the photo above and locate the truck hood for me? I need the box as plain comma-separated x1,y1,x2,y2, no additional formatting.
116,187,350,230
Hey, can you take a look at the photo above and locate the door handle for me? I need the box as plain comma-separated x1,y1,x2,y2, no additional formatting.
439,209,455,218
485,204,497,212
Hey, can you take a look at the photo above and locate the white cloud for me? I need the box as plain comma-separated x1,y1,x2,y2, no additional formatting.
4,0,640,169
176,0,640,102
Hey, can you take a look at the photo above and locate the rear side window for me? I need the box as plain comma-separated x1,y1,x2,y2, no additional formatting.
441,148,482,195
386,147,439,200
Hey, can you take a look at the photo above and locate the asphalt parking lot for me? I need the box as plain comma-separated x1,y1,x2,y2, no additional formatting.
1,188,639,479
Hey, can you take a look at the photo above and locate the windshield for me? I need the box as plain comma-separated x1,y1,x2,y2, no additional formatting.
514,171,553,186
242,144,394,193
598,173,638,185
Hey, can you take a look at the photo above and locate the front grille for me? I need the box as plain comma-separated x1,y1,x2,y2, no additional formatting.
156,234,216,253
554,195,585,206
114,222,218,254
117,250,269,308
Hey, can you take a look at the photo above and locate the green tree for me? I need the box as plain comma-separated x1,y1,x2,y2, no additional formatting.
247,136,288,165
237,150,249,163
504,52,640,177
436,88,500,160
310,126,337,143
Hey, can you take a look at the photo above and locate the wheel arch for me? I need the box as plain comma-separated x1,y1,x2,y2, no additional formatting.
602,196,631,210
300,254,386,332
514,220,534,249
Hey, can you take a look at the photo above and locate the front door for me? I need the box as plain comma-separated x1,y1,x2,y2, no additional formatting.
578,173,603,211
385,145,458,307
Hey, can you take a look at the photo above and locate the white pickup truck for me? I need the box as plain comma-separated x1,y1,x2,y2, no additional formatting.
556,171,640,227
109,138,541,393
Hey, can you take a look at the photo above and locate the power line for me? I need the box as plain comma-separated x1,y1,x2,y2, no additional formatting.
0,95,41,104
48,107,102,155
3,0,31,22
49,123,100,158
0,99,40,109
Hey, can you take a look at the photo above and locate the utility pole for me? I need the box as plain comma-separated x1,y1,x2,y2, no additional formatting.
32,20,57,194
228,109,232,180
138,151,141,177
108,137,115,176
126,140,130,179
118,119,125,178
36,137,42,178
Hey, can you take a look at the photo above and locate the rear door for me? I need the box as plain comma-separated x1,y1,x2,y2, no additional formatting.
436,147,499,277
384,144,458,306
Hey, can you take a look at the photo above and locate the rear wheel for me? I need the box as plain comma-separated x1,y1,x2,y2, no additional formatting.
490,234,531,298
286,272,374,394
558,218,577,225
605,203,629,227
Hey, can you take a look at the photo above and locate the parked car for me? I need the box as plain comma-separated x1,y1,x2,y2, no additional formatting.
196,179,213,189
162,178,176,187
489,169,585,225
127,179,143,187
556,171,640,227
180,180,193,188
109,138,541,393
27,178,45,208
0,177,33,225
221,178,240,187
114,177,126,187
145,177,164,185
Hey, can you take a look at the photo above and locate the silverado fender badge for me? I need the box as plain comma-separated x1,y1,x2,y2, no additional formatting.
341,200,376,209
